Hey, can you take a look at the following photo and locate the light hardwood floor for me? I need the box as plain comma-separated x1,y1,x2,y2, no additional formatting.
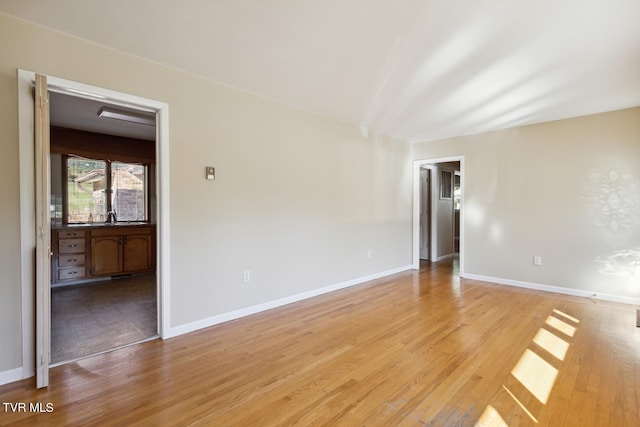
1,260,638,426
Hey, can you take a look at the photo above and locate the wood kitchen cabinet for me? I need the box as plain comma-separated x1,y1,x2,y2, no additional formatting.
52,229,88,283
123,233,154,272
91,235,123,276
91,227,154,277
52,225,155,284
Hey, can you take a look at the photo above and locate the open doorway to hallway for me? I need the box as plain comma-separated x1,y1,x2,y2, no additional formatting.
413,156,464,274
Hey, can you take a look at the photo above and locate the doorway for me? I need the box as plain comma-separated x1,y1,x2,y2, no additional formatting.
49,91,158,364
412,156,464,273
17,70,171,387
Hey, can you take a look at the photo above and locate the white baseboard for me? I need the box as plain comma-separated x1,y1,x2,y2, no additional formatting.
463,273,640,306
0,367,24,386
167,265,413,338
434,253,454,262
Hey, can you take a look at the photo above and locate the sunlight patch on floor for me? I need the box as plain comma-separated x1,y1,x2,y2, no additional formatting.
533,328,569,361
511,349,558,404
476,308,580,426
545,315,576,337
502,385,538,423
475,405,508,427
552,309,580,324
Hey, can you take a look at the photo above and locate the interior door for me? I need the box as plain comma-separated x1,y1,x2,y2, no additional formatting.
419,168,430,260
34,73,51,388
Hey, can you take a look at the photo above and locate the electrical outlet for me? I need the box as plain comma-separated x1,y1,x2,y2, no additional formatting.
243,270,251,282
533,256,542,266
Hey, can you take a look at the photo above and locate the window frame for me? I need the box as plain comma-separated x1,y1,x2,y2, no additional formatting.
440,169,453,200
63,154,150,224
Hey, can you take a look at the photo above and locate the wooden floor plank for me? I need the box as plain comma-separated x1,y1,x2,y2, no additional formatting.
1,259,639,426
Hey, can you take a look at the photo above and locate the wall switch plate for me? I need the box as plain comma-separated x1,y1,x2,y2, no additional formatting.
533,256,542,266
206,166,215,180
243,271,251,282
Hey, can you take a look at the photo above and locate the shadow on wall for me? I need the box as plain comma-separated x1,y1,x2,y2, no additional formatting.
584,168,640,294
584,169,638,233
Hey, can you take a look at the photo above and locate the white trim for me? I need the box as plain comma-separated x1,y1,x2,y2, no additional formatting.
464,273,640,306
434,253,454,262
412,161,421,267
17,70,171,383
156,104,171,339
0,368,24,387
167,265,412,338
412,156,464,274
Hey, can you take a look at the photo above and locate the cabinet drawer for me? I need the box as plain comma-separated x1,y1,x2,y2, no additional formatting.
59,238,85,254
58,230,86,239
58,266,86,281
59,254,85,267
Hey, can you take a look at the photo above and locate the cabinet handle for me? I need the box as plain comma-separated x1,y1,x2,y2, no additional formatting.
70,244,77,248
67,271,77,275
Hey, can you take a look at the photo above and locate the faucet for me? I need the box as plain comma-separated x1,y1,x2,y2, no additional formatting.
106,210,118,223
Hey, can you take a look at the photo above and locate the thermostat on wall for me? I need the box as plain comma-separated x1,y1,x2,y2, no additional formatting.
206,166,215,180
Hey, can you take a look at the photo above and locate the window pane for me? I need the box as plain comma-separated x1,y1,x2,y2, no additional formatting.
67,156,106,223
112,162,147,221
454,173,461,211
440,170,452,199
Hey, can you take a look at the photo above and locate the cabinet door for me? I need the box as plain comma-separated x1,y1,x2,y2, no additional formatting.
124,234,153,272
91,236,123,276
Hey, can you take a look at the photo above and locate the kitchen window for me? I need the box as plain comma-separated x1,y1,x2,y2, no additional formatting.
65,155,148,224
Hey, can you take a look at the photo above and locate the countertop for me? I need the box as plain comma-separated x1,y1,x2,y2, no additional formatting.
52,222,155,230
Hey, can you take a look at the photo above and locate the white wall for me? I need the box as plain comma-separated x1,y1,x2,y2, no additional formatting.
0,14,412,379
412,107,640,300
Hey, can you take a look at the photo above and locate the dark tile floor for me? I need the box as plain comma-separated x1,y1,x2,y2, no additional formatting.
51,274,157,364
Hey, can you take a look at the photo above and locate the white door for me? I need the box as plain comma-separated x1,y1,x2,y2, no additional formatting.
35,74,51,388
419,168,430,260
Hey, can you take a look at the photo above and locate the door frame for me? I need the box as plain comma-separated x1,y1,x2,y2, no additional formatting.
17,69,171,382
419,167,432,261
412,155,464,272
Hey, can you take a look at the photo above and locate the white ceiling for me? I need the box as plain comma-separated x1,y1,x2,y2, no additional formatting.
50,92,156,141
2,0,639,143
